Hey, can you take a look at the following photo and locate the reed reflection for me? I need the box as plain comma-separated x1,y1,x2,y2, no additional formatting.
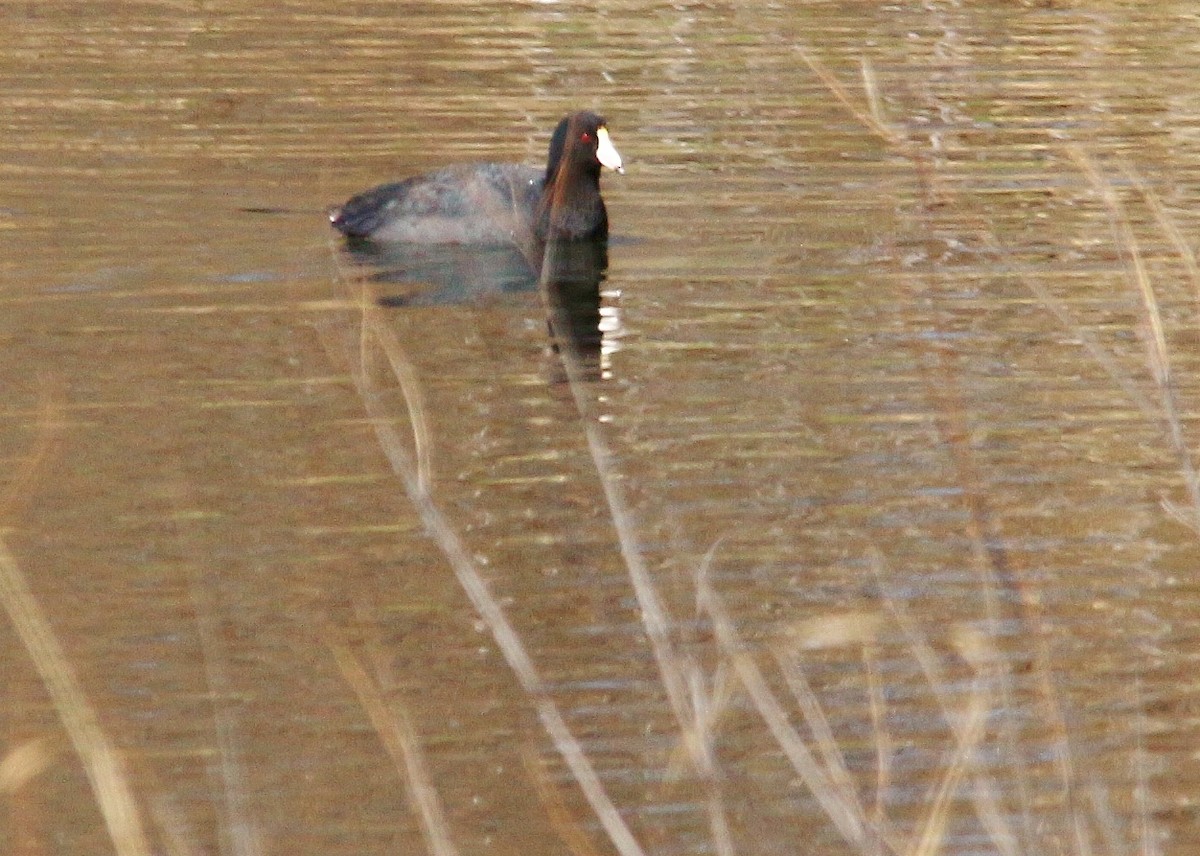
338,233,615,383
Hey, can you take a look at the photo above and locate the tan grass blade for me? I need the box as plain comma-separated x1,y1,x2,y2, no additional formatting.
146,792,207,856
1130,678,1160,856
181,536,263,856
328,635,459,856
774,614,881,825
1068,148,1169,388
868,551,1022,856
694,556,871,850
1070,148,1200,523
0,738,51,793
863,641,894,856
1127,166,1200,305
906,674,989,856
664,661,737,782
352,286,434,491
1118,164,1200,516
539,241,734,854
793,49,902,147
978,231,1160,422
317,258,647,856
539,242,706,739
0,536,152,856
793,52,937,206
774,650,871,840
0,377,66,521
520,743,608,856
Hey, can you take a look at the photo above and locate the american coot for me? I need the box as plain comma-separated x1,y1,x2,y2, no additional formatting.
329,111,623,246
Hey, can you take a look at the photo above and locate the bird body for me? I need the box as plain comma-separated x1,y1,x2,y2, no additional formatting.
330,112,622,248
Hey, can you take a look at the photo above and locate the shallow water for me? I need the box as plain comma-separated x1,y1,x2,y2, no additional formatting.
2,2,1200,854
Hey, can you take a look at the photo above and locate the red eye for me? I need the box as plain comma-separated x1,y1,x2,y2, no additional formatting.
580,132,593,143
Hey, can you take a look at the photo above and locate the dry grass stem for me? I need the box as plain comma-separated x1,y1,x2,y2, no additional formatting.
694,560,872,851
664,662,737,788
774,651,869,833
352,286,433,491
1084,779,1126,856
0,377,66,521
1127,165,1200,304
978,231,1160,421
793,50,902,148
908,350,1090,851
146,792,207,856
1067,148,1200,524
906,627,1008,856
906,681,989,856
0,537,152,856
1131,679,1160,856
176,506,263,856
539,242,734,854
319,262,647,856
0,738,51,793
862,642,893,856
1068,148,1170,388
0,381,152,856
860,58,885,135
520,744,608,856
539,244,700,731
1117,163,1200,517
772,612,884,829
868,552,962,739
795,52,938,207
328,634,460,856
870,551,1021,856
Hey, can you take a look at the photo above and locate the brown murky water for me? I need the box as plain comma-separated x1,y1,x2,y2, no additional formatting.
3,2,1200,854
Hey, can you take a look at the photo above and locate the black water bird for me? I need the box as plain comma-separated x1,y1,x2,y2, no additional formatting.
329,111,623,250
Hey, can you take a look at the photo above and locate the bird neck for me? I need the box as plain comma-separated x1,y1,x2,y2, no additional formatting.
538,163,605,240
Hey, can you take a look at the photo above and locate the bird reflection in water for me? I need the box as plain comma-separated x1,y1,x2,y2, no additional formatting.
539,237,610,384
336,236,617,383
344,239,538,306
